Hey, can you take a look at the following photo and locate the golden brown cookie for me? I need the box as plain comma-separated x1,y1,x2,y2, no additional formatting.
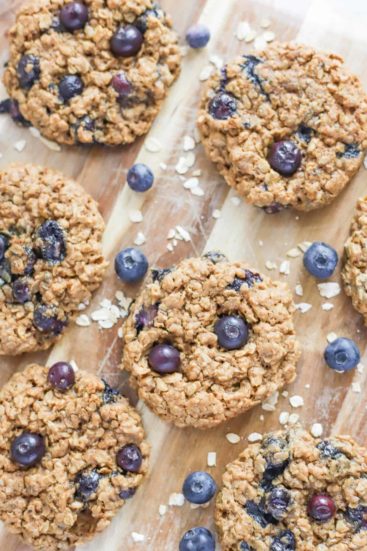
197,42,367,212
0,164,107,355
122,253,300,429
3,0,181,145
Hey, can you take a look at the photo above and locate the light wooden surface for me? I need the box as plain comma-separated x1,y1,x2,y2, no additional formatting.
1,0,367,549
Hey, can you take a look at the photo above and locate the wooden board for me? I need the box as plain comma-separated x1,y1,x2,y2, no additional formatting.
1,0,367,549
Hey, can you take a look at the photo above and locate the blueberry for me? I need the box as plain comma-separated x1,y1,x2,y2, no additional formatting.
317,440,342,460
23,247,37,275
270,529,296,551
260,459,289,491
245,500,277,528
135,7,161,33
48,362,75,391
59,75,84,101
111,72,133,97
114,247,148,283
303,242,338,279
17,55,40,89
307,494,336,522
38,220,66,263
208,92,237,120
240,544,254,551
75,470,100,501
135,304,158,333
267,487,290,520
179,527,215,551
324,337,360,373
0,99,30,126
148,343,181,374
151,268,171,282
262,202,286,215
186,24,211,49
119,487,136,500
116,443,142,473
102,380,120,404
12,279,31,303
110,25,143,57
0,259,11,286
345,505,367,531
227,270,262,291
268,140,301,176
60,2,89,31
214,315,249,350
203,251,228,264
0,234,8,261
127,163,154,192
182,471,217,504
33,305,66,335
297,124,314,144
10,432,46,468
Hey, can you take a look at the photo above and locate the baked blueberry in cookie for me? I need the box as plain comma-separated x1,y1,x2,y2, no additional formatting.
122,254,299,428
0,363,149,550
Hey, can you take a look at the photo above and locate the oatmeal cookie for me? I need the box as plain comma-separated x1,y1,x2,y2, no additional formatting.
122,253,300,429
3,0,181,145
216,427,367,551
0,363,149,551
197,42,367,212
0,164,107,355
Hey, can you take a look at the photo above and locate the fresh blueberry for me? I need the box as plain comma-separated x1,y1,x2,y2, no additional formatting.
127,163,154,192
307,494,336,522
48,362,75,391
12,279,31,303
267,487,290,520
38,220,66,263
182,471,217,504
135,304,158,333
75,470,100,501
208,92,237,120
270,529,296,551
0,234,8,261
303,242,338,279
116,443,142,473
119,487,136,500
110,25,143,57
17,55,40,89
324,337,360,373
268,140,301,176
111,72,133,97
186,24,211,49
33,305,66,335
10,432,46,468
179,527,215,551
114,247,148,283
60,2,89,31
59,75,84,101
214,315,249,350
148,343,181,374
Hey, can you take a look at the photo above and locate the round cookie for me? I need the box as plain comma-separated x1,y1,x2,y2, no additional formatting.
0,164,107,355
122,253,300,429
197,42,367,212
3,0,181,145
343,195,367,323
216,427,367,551
0,363,149,551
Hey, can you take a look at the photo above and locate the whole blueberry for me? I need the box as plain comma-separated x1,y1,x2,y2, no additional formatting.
182,471,217,504
307,494,336,522
17,55,40,89
324,337,360,373
209,92,237,120
268,140,302,176
116,443,142,473
186,24,211,49
60,2,89,31
0,234,8,261
110,25,143,57
33,305,66,335
38,220,66,263
10,432,46,468
267,487,290,520
303,242,338,279
214,315,249,350
12,279,31,303
179,527,215,551
127,163,154,192
148,343,181,374
111,72,133,97
48,361,75,391
115,247,148,283
59,75,84,101
75,470,100,501
119,487,136,500
270,530,296,551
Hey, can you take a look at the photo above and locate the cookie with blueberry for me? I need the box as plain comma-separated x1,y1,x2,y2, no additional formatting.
216,427,367,550
3,0,181,145
0,362,149,550
122,254,300,429
0,164,107,355
197,42,367,212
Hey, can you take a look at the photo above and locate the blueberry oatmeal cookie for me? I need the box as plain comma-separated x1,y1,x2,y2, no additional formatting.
342,195,367,324
122,253,300,429
0,164,107,355
216,427,367,551
3,0,181,145
197,42,367,212
0,363,149,551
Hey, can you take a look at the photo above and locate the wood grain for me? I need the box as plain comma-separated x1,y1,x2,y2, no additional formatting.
1,0,367,549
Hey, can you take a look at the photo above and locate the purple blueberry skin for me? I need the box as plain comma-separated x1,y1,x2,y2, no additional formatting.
214,315,249,350
38,220,66,264
60,2,89,31
33,306,66,335
111,72,133,96
59,75,84,101
186,23,211,49
12,279,31,303
148,343,181,374
268,140,302,176
114,247,148,283
179,527,215,551
267,487,290,520
75,470,100,501
17,55,40,89
324,337,360,373
182,471,217,504
116,444,142,473
303,242,338,279
48,362,75,391
10,432,46,468
110,25,143,57
0,234,8,261
127,163,154,192
209,92,237,120
307,494,336,522
119,487,136,500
